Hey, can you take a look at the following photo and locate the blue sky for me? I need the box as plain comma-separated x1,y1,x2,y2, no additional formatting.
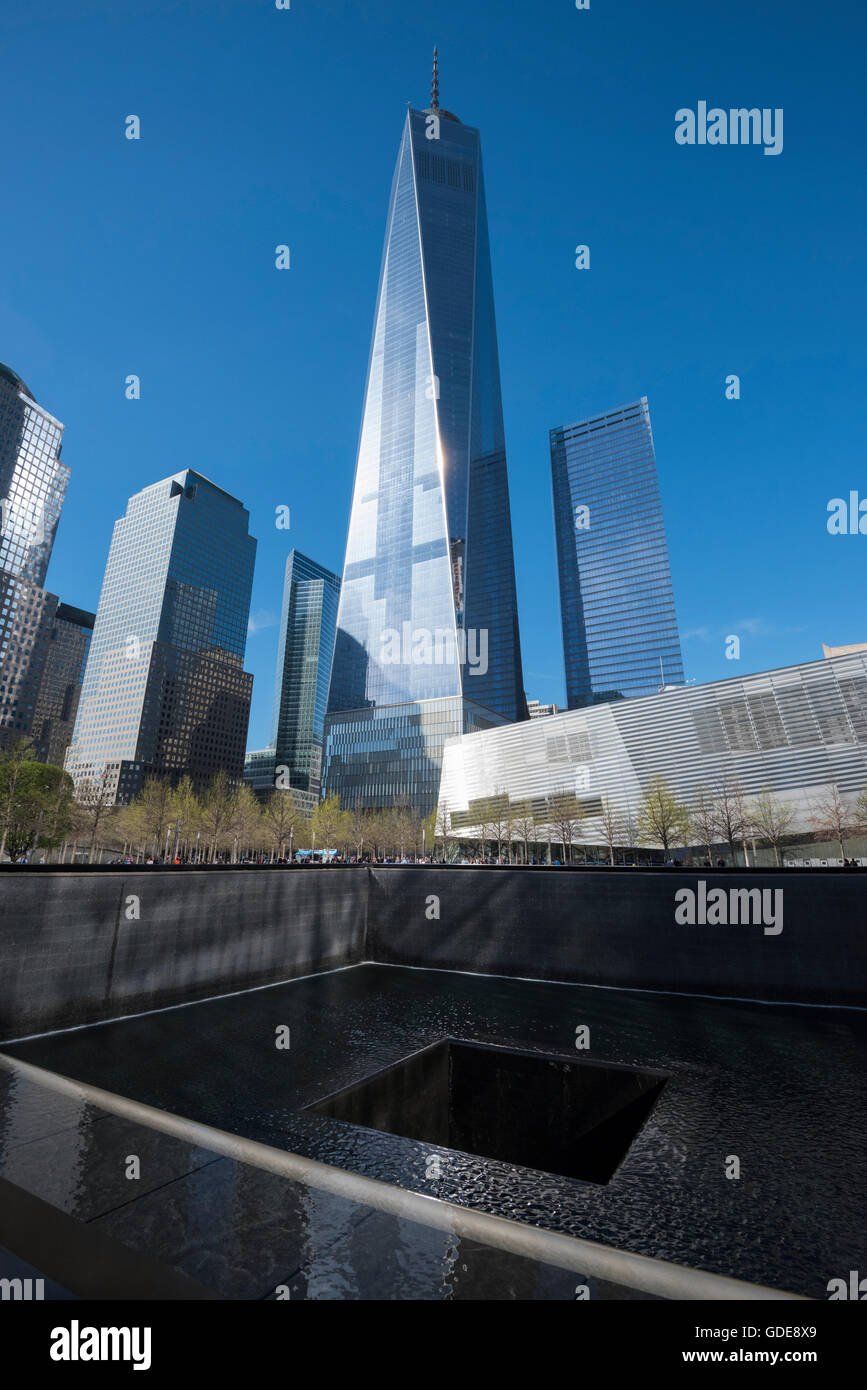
1,0,865,747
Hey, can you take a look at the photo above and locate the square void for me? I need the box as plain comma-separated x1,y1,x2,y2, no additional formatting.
306,1040,666,1185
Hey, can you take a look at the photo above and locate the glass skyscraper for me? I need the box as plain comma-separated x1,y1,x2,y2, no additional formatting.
30,602,94,766
550,398,684,709
245,549,339,811
65,469,256,801
324,70,525,815
0,360,91,763
0,361,67,589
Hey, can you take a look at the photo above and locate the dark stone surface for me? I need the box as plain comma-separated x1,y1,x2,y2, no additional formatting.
264,1210,611,1300
6,963,865,1298
0,1064,618,1300
0,870,367,1037
369,867,867,1005
0,1112,220,1222
2,867,864,1042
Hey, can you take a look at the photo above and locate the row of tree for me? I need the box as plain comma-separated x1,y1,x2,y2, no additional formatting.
438,775,867,866
2,736,866,865
93,778,434,864
0,740,437,862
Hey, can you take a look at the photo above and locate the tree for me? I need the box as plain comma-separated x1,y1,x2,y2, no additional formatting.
311,794,344,861
749,787,796,867
474,799,494,861
500,796,516,864
856,785,867,835
369,807,397,859
391,797,420,860
199,771,238,861
511,801,537,865
263,788,304,859
0,762,73,860
363,809,383,859
710,774,750,866
128,776,176,858
0,737,36,860
434,802,454,862
74,772,117,864
486,794,512,863
636,777,690,857
809,785,857,861
621,806,639,861
690,786,719,864
547,792,583,865
41,765,76,854
422,807,437,860
171,775,201,859
344,805,364,861
597,795,624,866
232,784,263,860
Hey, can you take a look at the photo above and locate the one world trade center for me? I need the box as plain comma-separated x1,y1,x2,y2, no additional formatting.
324,54,526,815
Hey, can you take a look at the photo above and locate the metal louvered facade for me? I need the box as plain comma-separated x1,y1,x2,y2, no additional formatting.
437,653,867,841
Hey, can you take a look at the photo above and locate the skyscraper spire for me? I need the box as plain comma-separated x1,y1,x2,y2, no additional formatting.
431,45,440,111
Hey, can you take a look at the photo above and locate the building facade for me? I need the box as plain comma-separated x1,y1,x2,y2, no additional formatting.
527,699,562,719
0,362,67,590
438,652,867,857
550,398,684,708
324,74,526,815
0,361,90,764
272,550,339,800
326,694,508,814
245,549,339,813
65,470,256,801
30,602,94,766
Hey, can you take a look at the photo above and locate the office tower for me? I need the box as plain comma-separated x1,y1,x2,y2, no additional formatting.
550,397,684,709
65,470,256,801
29,602,94,765
324,58,525,815
0,362,67,589
0,361,88,761
245,550,339,812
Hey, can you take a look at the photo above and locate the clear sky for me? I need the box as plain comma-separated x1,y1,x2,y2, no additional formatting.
1,0,864,747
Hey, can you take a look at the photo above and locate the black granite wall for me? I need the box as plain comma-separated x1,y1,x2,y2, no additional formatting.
367,867,867,1008
1,866,863,1039
0,870,367,1038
